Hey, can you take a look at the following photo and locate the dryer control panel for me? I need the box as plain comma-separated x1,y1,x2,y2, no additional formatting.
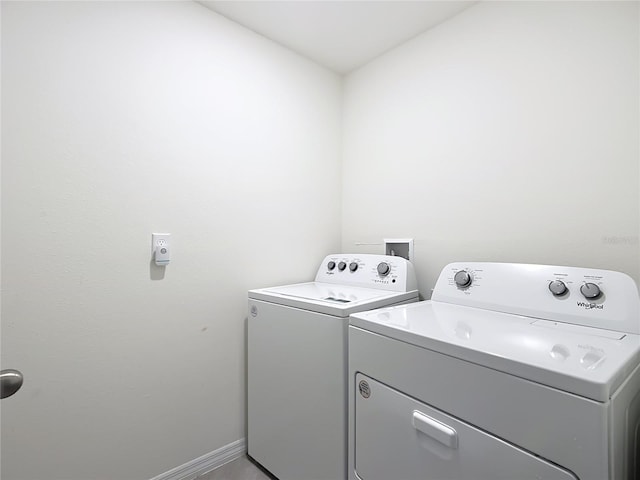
317,254,417,293
432,262,640,334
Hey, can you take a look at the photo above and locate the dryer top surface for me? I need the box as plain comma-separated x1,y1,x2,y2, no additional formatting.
350,300,640,402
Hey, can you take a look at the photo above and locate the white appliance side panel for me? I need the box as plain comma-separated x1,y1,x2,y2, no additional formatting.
609,363,640,480
248,300,347,480
348,327,609,480
354,373,578,480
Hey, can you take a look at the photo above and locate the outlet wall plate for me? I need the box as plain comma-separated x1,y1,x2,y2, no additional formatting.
152,233,171,266
152,233,171,249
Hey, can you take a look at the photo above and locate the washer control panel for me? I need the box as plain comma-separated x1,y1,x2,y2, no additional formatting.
433,262,639,334
317,254,417,293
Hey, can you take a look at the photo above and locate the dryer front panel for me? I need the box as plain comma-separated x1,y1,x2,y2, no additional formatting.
354,373,578,480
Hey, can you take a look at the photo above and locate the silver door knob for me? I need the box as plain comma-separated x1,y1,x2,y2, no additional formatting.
1,369,23,399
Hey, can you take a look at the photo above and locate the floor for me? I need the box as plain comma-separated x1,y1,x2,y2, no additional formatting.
196,455,277,480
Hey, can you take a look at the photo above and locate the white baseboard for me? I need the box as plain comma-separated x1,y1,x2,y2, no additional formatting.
150,438,246,480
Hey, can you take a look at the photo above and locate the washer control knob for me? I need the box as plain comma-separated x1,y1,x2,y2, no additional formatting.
548,280,568,296
454,270,472,288
338,261,347,271
580,282,601,299
327,261,336,271
349,262,358,272
377,262,391,276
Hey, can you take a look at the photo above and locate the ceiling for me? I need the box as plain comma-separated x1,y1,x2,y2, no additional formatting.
198,1,476,74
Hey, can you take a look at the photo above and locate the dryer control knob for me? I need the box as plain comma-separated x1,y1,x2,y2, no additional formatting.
327,261,336,271
454,270,472,288
548,280,568,296
580,282,601,299
338,261,347,271
377,262,391,276
349,262,358,272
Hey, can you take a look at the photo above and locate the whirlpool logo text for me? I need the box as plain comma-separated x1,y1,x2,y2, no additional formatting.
577,301,604,310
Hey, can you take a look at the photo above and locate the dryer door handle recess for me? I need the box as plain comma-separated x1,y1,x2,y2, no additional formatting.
412,410,458,449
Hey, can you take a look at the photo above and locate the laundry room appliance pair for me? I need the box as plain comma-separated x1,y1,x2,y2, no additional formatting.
247,254,419,480
349,262,640,480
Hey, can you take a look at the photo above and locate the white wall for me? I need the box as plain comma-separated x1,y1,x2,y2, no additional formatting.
1,2,341,479
342,1,640,296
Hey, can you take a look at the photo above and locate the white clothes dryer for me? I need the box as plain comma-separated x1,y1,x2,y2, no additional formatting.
348,262,640,480
248,254,419,480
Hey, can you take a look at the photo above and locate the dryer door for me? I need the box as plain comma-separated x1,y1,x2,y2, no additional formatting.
354,374,579,480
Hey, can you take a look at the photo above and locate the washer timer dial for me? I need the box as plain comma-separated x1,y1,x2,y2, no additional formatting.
377,262,391,277
454,270,472,288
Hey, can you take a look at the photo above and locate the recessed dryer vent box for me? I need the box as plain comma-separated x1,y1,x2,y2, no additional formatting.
384,238,414,263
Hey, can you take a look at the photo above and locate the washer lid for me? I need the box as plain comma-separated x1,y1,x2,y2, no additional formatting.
249,282,418,317
349,301,640,402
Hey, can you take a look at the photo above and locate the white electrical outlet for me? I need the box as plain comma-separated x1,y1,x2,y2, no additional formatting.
152,233,170,247
152,233,171,266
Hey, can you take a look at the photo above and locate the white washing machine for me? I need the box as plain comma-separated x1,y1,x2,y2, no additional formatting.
348,262,640,480
248,254,419,480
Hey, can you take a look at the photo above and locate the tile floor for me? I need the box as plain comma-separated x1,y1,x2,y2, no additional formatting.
196,455,277,480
